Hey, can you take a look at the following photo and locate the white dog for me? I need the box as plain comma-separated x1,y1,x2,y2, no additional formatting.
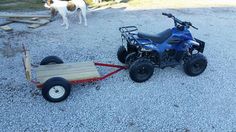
44,0,87,29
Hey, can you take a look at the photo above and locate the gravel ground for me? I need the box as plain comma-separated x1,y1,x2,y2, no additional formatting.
0,5,236,132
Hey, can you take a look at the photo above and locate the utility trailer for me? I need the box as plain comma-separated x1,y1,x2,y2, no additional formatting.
22,46,127,102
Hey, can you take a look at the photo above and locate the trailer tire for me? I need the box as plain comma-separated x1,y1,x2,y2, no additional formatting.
42,77,71,102
117,46,128,63
40,56,64,65
129,58,154,83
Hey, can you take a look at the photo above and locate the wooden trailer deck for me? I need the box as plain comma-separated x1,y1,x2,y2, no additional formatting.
36,61,101,84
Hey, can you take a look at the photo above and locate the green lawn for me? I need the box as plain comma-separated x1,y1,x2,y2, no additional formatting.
2,0,234,11
0,0,100,11
0,0,43,11
0,0,118,11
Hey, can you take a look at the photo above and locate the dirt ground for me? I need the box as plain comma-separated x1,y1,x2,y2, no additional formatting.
0,1,236,131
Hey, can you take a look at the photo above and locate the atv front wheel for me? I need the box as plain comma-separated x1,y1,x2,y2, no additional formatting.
129,58,154,83
117,46,128,63
183,53,207,76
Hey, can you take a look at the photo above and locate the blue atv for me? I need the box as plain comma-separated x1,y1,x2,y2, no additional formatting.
117,13,207,82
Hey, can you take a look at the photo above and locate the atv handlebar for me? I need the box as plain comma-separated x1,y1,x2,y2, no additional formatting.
162,13,173,18
162,12,198,30
187,22,198,30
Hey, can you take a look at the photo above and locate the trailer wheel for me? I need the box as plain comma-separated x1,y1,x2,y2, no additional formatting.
42,77,71,102
129,58,154,83
40,56,64,65
117,46,128,63
183,53,207,76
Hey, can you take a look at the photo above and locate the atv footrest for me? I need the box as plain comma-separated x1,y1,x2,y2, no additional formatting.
160,61,180,68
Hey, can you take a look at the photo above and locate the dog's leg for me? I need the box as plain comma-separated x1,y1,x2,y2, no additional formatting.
59,11,66,26
61,15,66,26
61,19,65,26
64,16,69,29
59,11,69,29
78,11,82,24
61,14,69,29
81,8,87,26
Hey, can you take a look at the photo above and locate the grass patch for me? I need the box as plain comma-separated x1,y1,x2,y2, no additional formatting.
0,0,44,11
0,0,120,11
0,0,94,11
126,0,236,8
0,0,20,4
89,1,117,9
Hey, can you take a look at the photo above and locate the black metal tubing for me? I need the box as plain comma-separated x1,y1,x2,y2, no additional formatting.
119,26,139,44
119,26,138,33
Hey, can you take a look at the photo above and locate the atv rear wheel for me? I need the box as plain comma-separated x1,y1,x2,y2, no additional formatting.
125,52,138,66
127,42,138,53
183,53,207,76
117,46,128,63
129,58,154,83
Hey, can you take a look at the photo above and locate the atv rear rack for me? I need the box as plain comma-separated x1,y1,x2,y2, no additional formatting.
119,26,138,33
119,26,153,46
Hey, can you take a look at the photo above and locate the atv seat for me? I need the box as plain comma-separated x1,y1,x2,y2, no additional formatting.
138,29,172,44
